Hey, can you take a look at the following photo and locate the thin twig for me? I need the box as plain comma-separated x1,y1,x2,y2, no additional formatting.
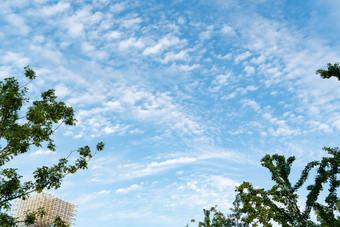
19,80,33,89
52,121,64,133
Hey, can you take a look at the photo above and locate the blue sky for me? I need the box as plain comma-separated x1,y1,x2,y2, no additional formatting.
1,0,340,226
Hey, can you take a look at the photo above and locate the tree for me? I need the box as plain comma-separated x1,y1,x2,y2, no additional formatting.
0,66,104,226
191,197,248,227
228,195,247,227
316,62,340,81
191,206,236,227
234,147,339,227
192,148,339,227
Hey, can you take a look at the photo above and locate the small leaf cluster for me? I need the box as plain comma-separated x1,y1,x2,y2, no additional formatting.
22,207,45,226
316,62,340,81
53,216,70,227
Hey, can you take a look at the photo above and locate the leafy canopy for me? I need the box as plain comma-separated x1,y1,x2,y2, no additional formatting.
316,62,340,81
193,147,340,227
190,197,248,227
0,66,104,226
235,147,339,227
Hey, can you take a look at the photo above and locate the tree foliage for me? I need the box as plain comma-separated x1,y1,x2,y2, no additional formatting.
190,206,235,227
316,62,340,81
193,148,339,227
0,66,104,226
236,147,339,227
191,196,248,227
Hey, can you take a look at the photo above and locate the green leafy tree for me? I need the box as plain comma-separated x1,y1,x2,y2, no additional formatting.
191,199,248,227
192,147,339,227
235,147,339,227
228,195,247,227
230,65,340,226
316,62,340,81
191,206,235,227
0,66,104,226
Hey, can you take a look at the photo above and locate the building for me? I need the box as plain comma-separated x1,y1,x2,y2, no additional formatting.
13,193,77,227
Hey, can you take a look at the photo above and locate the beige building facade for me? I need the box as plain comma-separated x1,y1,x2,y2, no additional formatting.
13,193,77,227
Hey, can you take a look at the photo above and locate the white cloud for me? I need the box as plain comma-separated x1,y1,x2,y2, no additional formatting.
102,124,130,135
121,17,142,28
235,51,252,63
209,72,232,92
148,157,196,168
143,36,181,55
318,123,332,133
68,92,106,105
82,42,95,53
209,176,239,191
2,51,30,67
308,120,333,133
30,149,55,156
263,112,301,137
40,2,70,16
245,85,258,91
244,65,255,75
125,157,197,178
61,7,103,38
161,174,240,212
117,148,253,180
6,13,30,35
63,131,73,136
29,44,63,64
104,101,123,112
176,64,200,72
129,128,144,135
241,99,261,112
118,37,144,51
54,84,70,98
250,55,266,64
216,53,232,60
110,3,125,13
64,18,84,37
161,50,188,64
221,24,236,36
116,183,142,193
268,125,300,137
199,29,213,40
32,35,44,43
222,92,237,100
75,190,111,205
68,82,205,138
332,119,340,130
106,31,121,40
